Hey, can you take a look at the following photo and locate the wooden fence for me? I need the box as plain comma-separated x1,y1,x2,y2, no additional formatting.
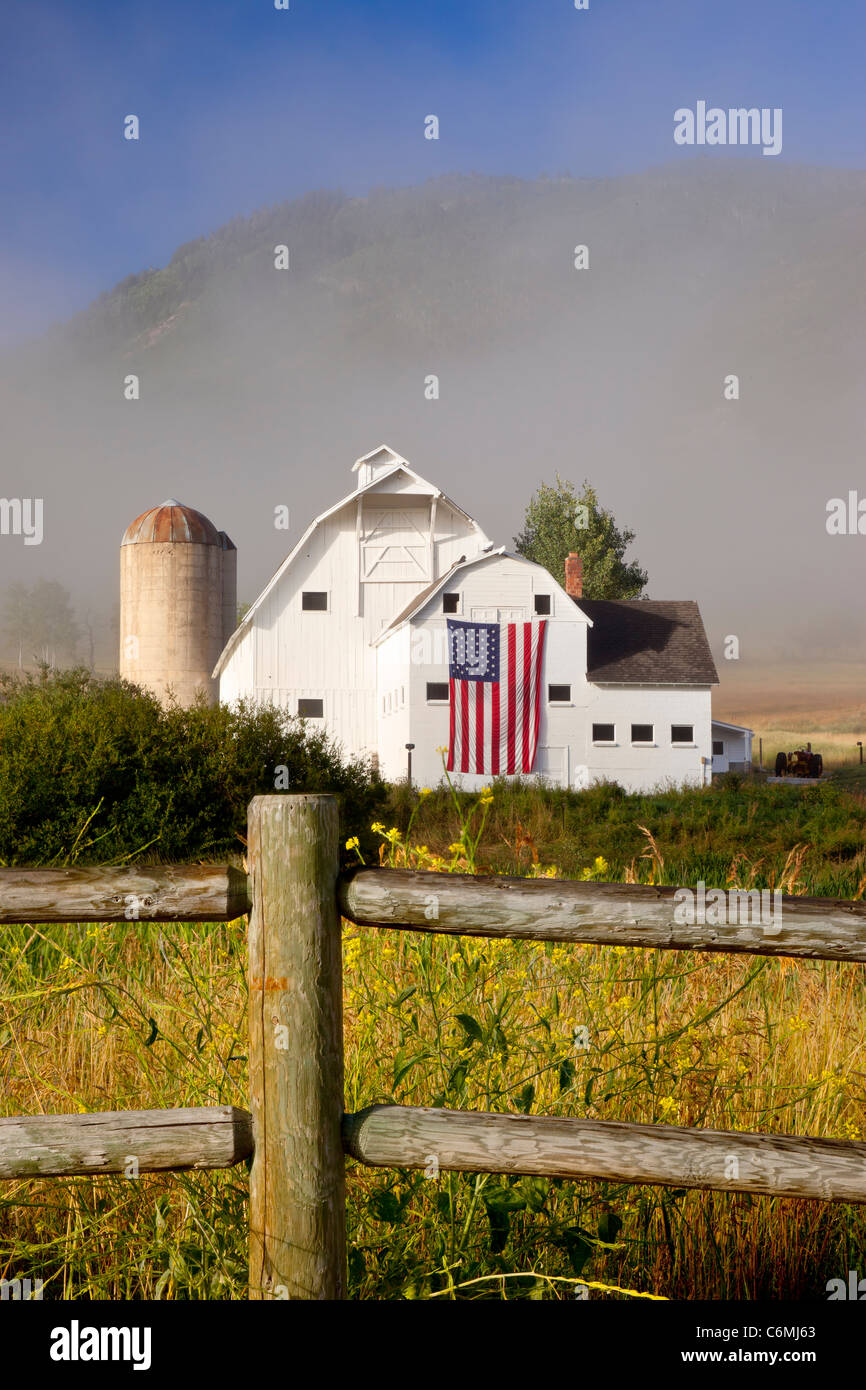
2,793,865,1299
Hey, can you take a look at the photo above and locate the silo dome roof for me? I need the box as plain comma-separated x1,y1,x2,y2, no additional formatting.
121,499,221,546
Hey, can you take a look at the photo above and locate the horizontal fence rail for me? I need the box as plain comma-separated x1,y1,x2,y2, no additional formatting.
0,865,251,923
343,1105,866,1205
0,1107,253,1179
339,868,866,963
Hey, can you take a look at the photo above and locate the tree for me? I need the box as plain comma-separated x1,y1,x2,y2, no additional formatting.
1,580,81,668
514,474,648,599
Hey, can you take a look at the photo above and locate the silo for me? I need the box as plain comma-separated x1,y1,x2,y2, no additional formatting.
119,500,236,707
219,531,238,648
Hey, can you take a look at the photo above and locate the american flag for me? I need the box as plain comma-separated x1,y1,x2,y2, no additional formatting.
446,618,547,775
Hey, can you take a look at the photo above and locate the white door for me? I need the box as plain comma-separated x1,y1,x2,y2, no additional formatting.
536,746,567,786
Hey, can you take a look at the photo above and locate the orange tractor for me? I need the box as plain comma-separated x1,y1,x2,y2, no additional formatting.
774,744,823,778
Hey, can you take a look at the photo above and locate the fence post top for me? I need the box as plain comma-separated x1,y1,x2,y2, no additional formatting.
248,793,338,812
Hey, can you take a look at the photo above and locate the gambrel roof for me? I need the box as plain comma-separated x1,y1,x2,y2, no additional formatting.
212,447,488,678
372,548,595,646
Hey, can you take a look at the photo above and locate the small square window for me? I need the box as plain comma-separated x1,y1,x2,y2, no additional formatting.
443,593,459,614
427,682,449,702
671,725,694,744
713,740,724,756
548,684,571,703
534,594,551,615
631,723,654,743
593,723,615,742
301,591,328,611
298,698,324,718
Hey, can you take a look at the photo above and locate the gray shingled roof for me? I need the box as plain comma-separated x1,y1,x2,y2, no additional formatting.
574,599,719,685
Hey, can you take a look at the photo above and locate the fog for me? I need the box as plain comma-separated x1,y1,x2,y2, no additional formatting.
2,161,865,678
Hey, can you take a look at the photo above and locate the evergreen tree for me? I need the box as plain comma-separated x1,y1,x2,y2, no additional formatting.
514,474,647,599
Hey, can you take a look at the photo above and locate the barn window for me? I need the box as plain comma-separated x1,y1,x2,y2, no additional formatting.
298,698,324,718
713,740,724,756
427,682,449,702
631,724,654,744
443,593,460,613
592,723,615,743
301,591,328,611
671,725,694,744
534,594,551,615
548,684,571,703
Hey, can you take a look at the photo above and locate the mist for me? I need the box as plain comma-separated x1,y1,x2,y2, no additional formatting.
2,161,865,679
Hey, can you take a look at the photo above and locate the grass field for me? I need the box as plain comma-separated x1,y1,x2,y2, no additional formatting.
2,770,865,1301
713,660,866,773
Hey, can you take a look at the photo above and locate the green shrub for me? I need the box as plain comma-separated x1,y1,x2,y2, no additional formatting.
0,668,384,864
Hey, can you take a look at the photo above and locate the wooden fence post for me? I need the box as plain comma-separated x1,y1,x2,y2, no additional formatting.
247,795,346,1299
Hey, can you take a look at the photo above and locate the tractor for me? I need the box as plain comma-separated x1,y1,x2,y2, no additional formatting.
774,745,823,778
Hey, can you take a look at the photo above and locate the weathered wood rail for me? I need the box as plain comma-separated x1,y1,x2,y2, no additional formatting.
1,794,865,1300
0,1107,252,1179
339,868,866,962
342,1105,866,1204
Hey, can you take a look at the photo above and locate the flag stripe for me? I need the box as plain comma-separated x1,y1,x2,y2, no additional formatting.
506,623,516,774
532,620,545,772
523,622,531,773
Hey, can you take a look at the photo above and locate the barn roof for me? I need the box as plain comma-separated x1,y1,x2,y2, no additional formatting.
374,548,506,640
574,599,719,685
212,449,488,678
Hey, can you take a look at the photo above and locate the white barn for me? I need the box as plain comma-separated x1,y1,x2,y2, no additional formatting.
214,446,721,793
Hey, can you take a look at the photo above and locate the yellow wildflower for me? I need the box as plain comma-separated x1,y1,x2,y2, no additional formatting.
345,836,360,851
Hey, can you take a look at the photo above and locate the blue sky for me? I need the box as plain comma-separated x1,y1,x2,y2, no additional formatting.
1,0,864,336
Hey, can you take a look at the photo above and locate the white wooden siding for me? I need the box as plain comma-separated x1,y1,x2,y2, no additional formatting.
218,483,483,762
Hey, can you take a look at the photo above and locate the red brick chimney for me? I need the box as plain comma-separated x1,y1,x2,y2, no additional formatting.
565,552,583,599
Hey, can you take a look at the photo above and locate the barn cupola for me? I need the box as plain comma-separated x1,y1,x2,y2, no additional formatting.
352,444,409,490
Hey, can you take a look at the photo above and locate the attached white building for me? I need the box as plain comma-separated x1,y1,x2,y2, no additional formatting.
215,446,721,793
711,720,754,774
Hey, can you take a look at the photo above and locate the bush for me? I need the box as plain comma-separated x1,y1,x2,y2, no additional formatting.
0,668,385,864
